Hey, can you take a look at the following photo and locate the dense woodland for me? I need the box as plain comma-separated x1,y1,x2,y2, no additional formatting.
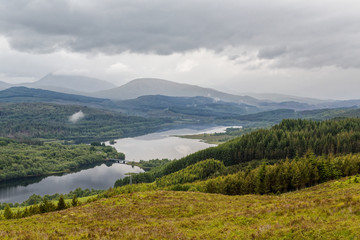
0,137,122,181
0,103,171,143
155,159,225,187
116,118,360,187
124,152,360,196
203,153,360,195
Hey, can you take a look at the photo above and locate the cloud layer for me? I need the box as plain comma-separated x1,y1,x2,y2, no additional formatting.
0,0,359,100
1,0,360,68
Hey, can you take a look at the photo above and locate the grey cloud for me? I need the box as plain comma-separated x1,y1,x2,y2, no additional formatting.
0,0,360,68
258,46,287,60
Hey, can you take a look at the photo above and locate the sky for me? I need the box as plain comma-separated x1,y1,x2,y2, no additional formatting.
0,0,360,100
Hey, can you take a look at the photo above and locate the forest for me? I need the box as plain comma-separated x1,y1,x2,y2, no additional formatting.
115,118,360,187
159,153,360,196
0,137,123,181
0,102,171,143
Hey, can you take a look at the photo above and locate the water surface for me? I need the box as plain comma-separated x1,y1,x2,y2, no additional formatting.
0,125,236,203
107,126,238,161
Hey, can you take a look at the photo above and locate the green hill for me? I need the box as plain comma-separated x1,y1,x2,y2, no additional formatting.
116,118,360,187
0,102,170,143
2,177,360,239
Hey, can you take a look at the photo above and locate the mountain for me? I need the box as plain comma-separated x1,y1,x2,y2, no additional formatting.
0,102,168,143
0,86,118,110
21,74,116,93
6,75,360,112
316,99,360,109
0,80,12,90
91,78,261,105
243,92,329,105
116,95,260,117
91,78,329,111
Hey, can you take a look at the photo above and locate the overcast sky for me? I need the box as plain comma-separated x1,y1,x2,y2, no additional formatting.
0,0,359,99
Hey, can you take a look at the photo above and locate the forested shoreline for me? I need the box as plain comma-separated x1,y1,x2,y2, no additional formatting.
0,138,123,181
115,118,360,187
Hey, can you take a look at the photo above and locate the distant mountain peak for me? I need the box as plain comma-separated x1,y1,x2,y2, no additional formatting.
31,73,117,93
91,78,260,106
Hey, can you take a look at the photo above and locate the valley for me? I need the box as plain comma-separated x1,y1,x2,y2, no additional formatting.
1,2,359,239
0,76,360,239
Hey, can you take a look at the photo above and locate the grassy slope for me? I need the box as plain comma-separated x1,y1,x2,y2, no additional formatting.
1,177,360,239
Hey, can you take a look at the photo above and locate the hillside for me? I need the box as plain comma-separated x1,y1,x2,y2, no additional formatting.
2,178,360,239
22,74,116,93
116,118,360,186
244,92,329,105
0,87,119,110
92,78,261,104
0,81,11,91
0,102,170,143
92,78,360,111
116,95,260,117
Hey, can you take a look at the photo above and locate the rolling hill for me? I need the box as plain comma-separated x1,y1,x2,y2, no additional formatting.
0,102,170,143
116,95,260,117
1,179,360,239
0,86,118,110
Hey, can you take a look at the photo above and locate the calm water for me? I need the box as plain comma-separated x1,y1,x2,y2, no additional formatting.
107,126,238,161
0,125,237,203
0,163,143,203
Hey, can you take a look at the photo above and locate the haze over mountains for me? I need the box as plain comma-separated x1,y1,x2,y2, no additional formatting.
20,74,117,94
0,74,359,112
91,78,259,104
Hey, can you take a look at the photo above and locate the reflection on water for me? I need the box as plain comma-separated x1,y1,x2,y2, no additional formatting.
107,126,236,161
0,163,143,203
0,125,238,203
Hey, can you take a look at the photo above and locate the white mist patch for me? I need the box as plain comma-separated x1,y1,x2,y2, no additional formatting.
69,110,85,123
213,97,220,102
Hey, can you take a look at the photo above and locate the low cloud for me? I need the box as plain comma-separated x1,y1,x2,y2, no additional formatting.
69,110,85,123
0,0,359,68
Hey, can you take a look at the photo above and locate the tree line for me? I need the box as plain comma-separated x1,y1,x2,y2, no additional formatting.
202,152,360,195
161,118,360,175
2,195,79,220
115,118,360,187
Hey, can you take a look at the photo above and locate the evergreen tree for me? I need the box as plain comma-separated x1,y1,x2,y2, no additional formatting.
57,195,66,211
71,195,79,207
3,204,13,219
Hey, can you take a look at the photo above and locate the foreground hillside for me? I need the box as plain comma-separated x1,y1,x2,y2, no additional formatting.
2,177,360,239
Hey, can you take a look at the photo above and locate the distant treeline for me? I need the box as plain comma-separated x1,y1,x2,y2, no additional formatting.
1,195,81,220
0,188,103,209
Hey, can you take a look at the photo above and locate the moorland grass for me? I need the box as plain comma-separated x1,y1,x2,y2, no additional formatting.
1,176,360,239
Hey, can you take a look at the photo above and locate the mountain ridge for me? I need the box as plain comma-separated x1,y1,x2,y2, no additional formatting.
91,78,261,105
20,73,117,94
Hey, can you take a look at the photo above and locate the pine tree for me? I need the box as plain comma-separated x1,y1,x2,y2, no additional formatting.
57,195,66,211
3,204,13,219
71,195,79,207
